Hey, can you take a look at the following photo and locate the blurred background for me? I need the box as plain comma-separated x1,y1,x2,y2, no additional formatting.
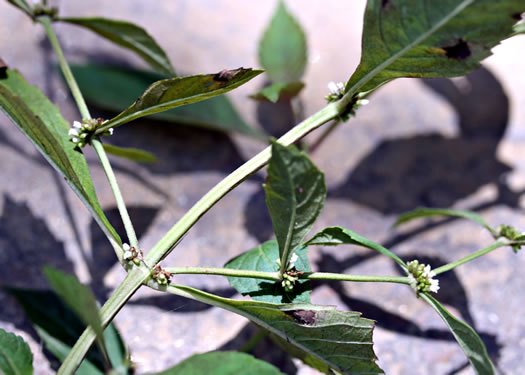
1,1,525,374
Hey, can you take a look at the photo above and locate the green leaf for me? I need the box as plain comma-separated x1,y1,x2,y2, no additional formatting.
0,69,121,250
149,351,284,375
168,285,383,375
225,239,311,303
395,207,496,236
69,64,263,137
6,0,33,17
259,1,307,83
99,68,263,132
264,143,326,272
250,81,305,103
305,226,406,269
59,17,175,76
0,328,33,375
34,327,103,375
103,143,158,163
6,287,129,373
421,294,495,375
43,267,105,351
347,0,525,95
103,323,129,372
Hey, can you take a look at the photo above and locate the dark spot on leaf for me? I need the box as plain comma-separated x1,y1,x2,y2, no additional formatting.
443,39,471,60
284,309,316,325
0,58,7,78
213,67,246,82
381,0,390,8
511,12,523,20
214,69,234,82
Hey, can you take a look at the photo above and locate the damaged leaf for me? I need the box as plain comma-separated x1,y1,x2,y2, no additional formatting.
167,284,383,375
347,0,525,95
99,68,263,133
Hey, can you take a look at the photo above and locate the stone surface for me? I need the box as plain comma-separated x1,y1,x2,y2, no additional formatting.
1,1,525,374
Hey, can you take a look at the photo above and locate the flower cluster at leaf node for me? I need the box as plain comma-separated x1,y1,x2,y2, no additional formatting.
406,260,439,296
68,118,113,148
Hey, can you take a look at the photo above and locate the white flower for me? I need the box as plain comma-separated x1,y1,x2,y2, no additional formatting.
122,243,133,260
73,121,83,129
429,278,440,293
406,260,439,295
108,128,114,135
68,128,79,137
288,253,298,269
327,81,345,96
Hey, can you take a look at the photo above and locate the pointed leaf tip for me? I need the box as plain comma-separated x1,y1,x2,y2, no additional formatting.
259,1,307,83
264,143,326,271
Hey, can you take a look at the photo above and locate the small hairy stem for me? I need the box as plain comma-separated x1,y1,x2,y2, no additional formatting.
433,240,508,275
38,16,90,119
92,138,139,249
39,16,138,252
164,267,409,285
58,265,151,374
145,102,340,267
164,267,281,281
302,272,410,285
307,120,341,153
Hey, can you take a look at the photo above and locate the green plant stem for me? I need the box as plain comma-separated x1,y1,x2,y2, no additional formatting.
58,265,151,374
164,266,409,285
164,267,281,281
144,101,340,267
39,15,139,252
92,138,139,249
59,102,340,372
433,241,507,275
38,16,90,119
307,120,341,153
302,272,409,285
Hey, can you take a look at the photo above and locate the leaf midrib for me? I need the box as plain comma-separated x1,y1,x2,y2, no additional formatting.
347,0,474,97
101,75,256,131
280,153,297,272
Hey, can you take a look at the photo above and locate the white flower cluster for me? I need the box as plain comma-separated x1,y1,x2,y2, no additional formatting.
406,260,439,296
326,81,345,101
277,253,299,291
68,119,113,148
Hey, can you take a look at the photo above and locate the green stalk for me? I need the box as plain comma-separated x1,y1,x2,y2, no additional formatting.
306,120,341,153
59,101,340,370
433,241,507,275
58,265,151,374
144,102,340,267
39,16,90,119
302,272,409,285
164,266,409,285
164,267,281,281
38,15,138,251
92,138,139,249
